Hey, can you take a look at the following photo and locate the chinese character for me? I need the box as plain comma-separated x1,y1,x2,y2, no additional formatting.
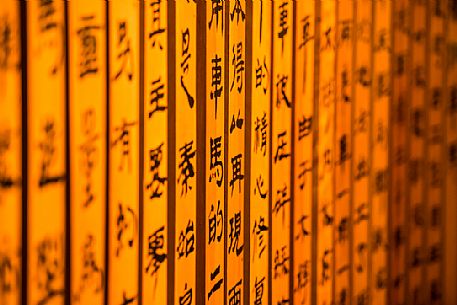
229,154,244,195
230,109,244,134
295,260,309,293
113,21,134,81
111,119,137,172
0,129,14,188
254,175,268,199
209,136,224,187
230,0,245,24
255,57,269,94
177,220,195,258
208,265,224,300
116,203,137,257
254,112,268,156
228,211,243,256
38,120,65,187
0,18,12,70
273,246,289,278
252,216,268,260
210,54,223,119
74,234,104,299
298,16,313,49
228,279,242,305
179,284,192,305
180,28,195,108
273,184,290,224
120,292,136,305
230,42,245,93
321,249,331,285
298,116,312,140
145,226,166,277
253,276,265,305
208,200,223,244
295,215,310,240
276,74,291,108
36,237,65,305
178,141,195,197
274,131,290,163
79,109,98,208
146,142,167,199
77,15,100,78
148,0,165,49
298,160,312,190
208,0,224,32
277,1,289,53
148,77,167,118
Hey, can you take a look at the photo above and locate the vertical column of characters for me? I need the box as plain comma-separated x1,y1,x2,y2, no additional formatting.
226,0,246,304
205,1,226,304
292,1,314,304
334,0,353,302
317,0,335,304
68,1,106,304
107,1,140,304
352,0,372,303
426,1,446,303
407,0,428,302
371,0,392,304
271,1,293,304
175,1,197,304
27,0,66,304
444,1,457,304
249,2,271,305
174,1,197,305
0,1,21,304
390,0,409,303
142,1,168,304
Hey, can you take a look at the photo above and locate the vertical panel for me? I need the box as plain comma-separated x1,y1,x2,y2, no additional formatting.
426,1,446,303
334,0,353,302
69,1,106,304
407,0,428,302
352,0,372,304
227,0,246,304
205,1,226,304
317,0,335,304
142,1,168,304
27,1,66,304
175,0,197,304
0,1,21,304
249,2,271,305
107,1,140,304
444,0,457,303
292,1,314,304
390,0,409,303
371,0,391,304
271,1,293,304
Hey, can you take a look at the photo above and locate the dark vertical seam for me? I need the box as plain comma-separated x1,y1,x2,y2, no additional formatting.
224,2,229,305
290,1,296,304
20,1,28,305
104,1,110,304
268,2,274,305
167,1,176,305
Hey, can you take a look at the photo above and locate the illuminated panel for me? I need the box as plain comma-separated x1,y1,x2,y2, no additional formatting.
0,1,21,304
69,1,106,304
142,1,168,304
226,0,246,303
175,1,197,304
107,1,140,304
334,0,353,301
249,2,271,305
371,0,391,304
292,1,314,304
27,1,66,305
444,1,457,304
390,0,409,303
352,0,372,303
271,1,293,304
205,1,225,304
425,1,446,303
317,0,335,304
